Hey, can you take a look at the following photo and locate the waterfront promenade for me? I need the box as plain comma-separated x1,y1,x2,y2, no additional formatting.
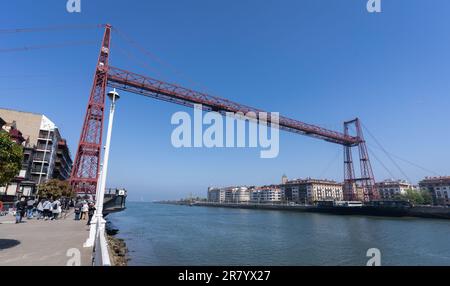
0,213,92,266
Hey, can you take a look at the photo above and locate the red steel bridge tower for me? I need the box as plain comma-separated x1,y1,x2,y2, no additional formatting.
70,24,379,201
70,24,112,194
343,119,379,202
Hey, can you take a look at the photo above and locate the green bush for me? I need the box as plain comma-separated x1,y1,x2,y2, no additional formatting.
38,179,75,199
400,189,433,205
0,132,23,187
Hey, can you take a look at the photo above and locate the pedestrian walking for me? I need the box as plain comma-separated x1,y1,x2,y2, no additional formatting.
43,199,52,220
63,198,70,210
51,198,62,220
74,200,82,221
81,201,88,220
36,199,44,220
15,197,27,224
87,202,96,226
26,197,35,219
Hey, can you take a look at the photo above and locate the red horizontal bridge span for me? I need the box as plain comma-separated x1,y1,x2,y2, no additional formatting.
107,66,359,146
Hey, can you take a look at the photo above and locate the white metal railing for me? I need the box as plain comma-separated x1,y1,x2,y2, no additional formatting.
93,223,112,266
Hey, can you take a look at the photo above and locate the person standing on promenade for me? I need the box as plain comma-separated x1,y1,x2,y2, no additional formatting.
36,199,44,220
64,198,71,210
15,197,26,224
51,198,61,220
87,202,96,226
74,200,82,221
26,197,35,219
81,201,88,220
43,198,52,220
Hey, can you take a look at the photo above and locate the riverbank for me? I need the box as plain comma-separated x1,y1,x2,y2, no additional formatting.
0,212,93,266
106,220,129,266
159,201,450,220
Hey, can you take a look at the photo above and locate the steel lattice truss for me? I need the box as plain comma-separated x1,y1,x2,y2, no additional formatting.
107,66,360,147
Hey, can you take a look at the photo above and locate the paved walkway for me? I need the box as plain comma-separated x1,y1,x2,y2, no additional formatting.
0,212,93,266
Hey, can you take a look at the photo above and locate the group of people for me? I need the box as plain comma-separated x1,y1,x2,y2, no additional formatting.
73,200,96,225
14,196,71,224
14,196,96,225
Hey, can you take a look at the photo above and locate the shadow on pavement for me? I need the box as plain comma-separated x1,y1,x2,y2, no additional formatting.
0,239,21,250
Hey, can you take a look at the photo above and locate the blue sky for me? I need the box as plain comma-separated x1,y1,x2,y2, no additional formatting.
2,0,450,201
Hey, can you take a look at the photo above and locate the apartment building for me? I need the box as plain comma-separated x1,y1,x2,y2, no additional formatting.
419,176,450,206
250,186,282,203
0,118,34,201
207,187,226,203
0,108,73,199
53,139,72,180
281,178,344,204
375,179,413,200
207,186,251,203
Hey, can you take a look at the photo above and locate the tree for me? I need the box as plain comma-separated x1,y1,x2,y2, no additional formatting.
402,189,424,205
419,189,433,205
0,132,23,187
38,179,75,199
400,189,433,205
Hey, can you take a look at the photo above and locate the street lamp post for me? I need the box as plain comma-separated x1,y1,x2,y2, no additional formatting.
84,89,120,249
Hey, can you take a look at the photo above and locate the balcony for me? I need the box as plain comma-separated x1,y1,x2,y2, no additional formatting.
37,137,53,142
36,145,52,152
33,155,51,163
38,130,54,139
31,167,49,174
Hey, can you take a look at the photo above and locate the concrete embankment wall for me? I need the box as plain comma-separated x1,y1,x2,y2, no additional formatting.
408,206,450,219
194,202,313,212
189,202,450,220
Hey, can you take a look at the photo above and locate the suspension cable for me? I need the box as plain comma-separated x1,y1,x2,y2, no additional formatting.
361,123,412,182
0,24,105,34
112,43,166,82
368,147,397,180
319,149,341,179
112,27,212,94
368,142,439,177
0,41,97,53
388,153,439,176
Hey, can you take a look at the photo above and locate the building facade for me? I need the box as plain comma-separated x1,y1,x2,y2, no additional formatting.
281,178,344,204
250,186,282,203
207,187,226,203
419,176,450,206
375,179,413,200
53,139,72,180
0,119,31,202
207,186,251,203
0,108,73,200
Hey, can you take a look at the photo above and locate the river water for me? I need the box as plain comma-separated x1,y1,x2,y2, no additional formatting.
108,202,450,266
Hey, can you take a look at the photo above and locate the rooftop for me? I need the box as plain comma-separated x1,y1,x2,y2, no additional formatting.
283,178,341,185
375,179,411,186
0,107,43,117
420,176,450,183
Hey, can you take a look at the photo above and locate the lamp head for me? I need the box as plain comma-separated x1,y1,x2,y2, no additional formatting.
107,89,120,102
